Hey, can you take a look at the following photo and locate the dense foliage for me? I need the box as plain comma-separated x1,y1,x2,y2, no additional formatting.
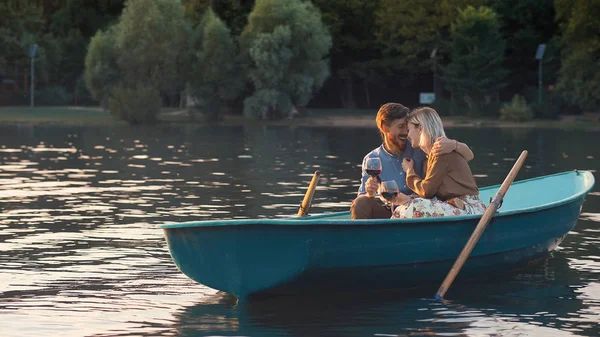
1,0,598,123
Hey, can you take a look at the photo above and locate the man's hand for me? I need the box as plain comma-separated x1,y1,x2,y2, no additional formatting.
431,136,457,157
365,176,380,197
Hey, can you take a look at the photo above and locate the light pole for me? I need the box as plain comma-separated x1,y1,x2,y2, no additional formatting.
535,44,546,106
29,44,37,107
431,47,438,99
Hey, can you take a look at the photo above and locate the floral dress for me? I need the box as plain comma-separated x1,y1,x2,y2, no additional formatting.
391,194,487,219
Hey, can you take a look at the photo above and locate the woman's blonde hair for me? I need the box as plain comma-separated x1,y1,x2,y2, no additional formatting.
407,107,446,147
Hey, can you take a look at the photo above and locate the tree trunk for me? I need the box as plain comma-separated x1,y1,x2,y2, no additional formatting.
363,82,371,109
341,77,356,109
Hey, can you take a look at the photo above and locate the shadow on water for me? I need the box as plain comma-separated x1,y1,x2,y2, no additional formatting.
172,253,598,337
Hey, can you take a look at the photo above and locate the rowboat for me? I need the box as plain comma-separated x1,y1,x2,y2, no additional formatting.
161,170,595,302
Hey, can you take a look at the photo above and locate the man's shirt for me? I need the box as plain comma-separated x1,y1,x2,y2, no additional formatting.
358,142,426,195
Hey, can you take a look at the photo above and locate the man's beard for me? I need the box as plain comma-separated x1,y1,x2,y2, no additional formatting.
387,134,408,152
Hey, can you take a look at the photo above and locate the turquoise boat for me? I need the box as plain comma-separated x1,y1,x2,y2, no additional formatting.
161,170,595,302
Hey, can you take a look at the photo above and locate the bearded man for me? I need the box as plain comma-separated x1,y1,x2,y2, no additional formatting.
351,103,474,219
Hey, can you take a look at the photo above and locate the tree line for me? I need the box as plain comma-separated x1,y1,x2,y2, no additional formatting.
0,0,598,124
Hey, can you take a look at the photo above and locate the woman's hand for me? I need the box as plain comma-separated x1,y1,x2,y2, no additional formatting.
431,136,457,157
402,157,414,172
365,176,379,197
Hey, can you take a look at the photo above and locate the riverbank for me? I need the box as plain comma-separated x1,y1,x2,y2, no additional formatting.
0,106,598,130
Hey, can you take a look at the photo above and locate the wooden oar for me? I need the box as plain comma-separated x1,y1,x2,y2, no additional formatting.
298,170,321,217
435,150,528,300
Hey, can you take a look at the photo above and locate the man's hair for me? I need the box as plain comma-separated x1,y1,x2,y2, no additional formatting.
407,107,446,147
376,103,410,140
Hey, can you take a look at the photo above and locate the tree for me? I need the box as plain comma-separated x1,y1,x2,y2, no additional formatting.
374,0,484,98
487,0,558,97
84,27,119,109
84,0,192,123
0,2,43,65
443,6,508,116
555,0,600,112
188,8,243,121
240,0,332,119
115,0,191,103
312,0,383,108
182,0,253,36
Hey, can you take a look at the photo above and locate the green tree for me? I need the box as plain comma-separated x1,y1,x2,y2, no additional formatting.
188,8,243,121
0,0,126,104
443,6,508,116
84,0,192,123
0,2,43,64
115,0,191,105
374,0,484,97
313,0,382,108
240,0,332,119
84,27,119,109
182,0,253,36
555,0,600,112
486,0,558,97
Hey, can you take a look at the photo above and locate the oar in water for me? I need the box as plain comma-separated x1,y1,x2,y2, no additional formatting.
298,170,321,217
435,150,528,300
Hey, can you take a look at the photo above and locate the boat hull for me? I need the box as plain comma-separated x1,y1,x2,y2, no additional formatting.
162,171,594,301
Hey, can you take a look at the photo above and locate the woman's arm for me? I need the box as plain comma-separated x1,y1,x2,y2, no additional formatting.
405,156,448,198
455,141,474,162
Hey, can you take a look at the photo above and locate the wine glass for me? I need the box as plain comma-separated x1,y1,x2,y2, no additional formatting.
364,157,382,182
380,180,399,206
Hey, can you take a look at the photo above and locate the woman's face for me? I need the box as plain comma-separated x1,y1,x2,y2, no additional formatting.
407,122,421,148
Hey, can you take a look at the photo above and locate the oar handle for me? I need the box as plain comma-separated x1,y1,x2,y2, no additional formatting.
298,170,321,217
435,150,528,299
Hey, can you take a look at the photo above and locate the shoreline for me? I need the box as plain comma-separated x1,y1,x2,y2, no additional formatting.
0,106,598,130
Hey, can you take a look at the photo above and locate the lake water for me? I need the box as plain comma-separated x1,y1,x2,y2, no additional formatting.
0,124,598,337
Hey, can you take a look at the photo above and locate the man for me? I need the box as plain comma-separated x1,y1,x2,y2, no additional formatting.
351,103,474,219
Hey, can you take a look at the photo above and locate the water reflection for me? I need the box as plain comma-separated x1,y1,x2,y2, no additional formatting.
172,254,596,337
0,124,598,336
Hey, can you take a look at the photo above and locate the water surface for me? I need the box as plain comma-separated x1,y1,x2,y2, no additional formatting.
0,124,598,336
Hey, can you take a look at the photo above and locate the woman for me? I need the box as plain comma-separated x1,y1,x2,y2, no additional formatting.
390,107,486,218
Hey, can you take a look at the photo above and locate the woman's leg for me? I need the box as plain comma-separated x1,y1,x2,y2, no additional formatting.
392,197,465,218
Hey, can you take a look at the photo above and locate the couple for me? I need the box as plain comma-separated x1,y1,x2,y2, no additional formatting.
351,103,486,219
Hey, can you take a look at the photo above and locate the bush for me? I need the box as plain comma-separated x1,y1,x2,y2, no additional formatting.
107,83,161,124
523,86,574,119
74,76,97,106
188,9,242,121
84,27,119,109
240,0,332,119
35,85,73,105
478,101,503,118
500,94,533,122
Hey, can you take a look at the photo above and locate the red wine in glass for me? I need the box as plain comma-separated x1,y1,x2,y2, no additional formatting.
366,169,382,176
380,180,400,205
381,191,398,202
364,158,382,182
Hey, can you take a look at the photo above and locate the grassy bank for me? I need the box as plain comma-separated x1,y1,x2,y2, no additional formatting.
0,106,180,126
303,108,600,130
0,106,598,130
0,106,117,125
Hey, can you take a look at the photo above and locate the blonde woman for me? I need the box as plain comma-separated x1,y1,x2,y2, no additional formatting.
390,107,486,218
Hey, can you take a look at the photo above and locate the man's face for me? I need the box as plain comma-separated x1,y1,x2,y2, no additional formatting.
383,118,408,150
